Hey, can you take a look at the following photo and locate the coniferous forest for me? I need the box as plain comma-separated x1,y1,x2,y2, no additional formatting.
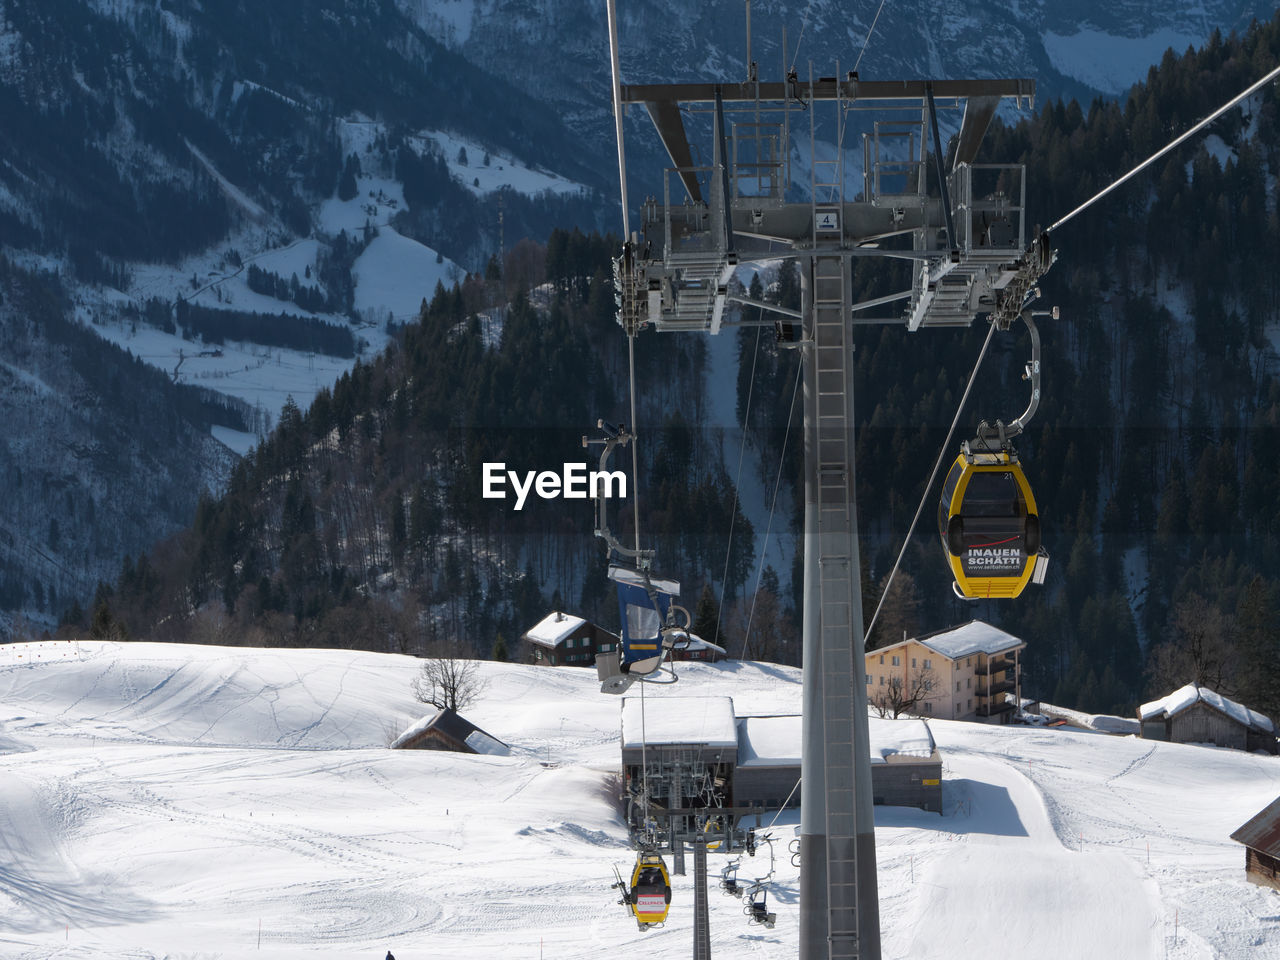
64,16,1280,728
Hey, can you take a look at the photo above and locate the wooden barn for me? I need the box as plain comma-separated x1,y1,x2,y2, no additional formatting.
390,707,509,756
1231,797,1280,891
1138,683,1277,753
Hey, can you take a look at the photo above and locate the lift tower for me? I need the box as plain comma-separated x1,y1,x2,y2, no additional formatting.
609,36,1050,960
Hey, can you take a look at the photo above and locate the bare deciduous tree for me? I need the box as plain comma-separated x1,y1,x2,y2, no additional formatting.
1146,594,1238,696
412,656,485,713
869,668,939,719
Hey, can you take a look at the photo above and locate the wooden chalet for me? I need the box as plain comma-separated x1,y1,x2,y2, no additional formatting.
1231,796,1280,891
390,707,509,756
521,611,617,667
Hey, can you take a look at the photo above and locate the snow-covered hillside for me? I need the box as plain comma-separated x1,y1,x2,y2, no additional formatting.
1,642,1276,959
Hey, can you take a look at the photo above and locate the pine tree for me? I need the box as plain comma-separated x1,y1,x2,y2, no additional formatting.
692,584,721,646
337,154,360,202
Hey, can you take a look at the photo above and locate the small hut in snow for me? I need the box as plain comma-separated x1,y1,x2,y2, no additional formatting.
1231,796,1280,891
1137,683,1276,753
390,707,509,756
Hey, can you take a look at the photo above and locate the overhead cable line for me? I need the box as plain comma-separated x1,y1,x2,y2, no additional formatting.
852,0,887,74
1049,62,1280,234
788,4,813,72
715,326,761,650
869,61,1280,637
863,319,998,643
606,0,630,238
740,356,802,660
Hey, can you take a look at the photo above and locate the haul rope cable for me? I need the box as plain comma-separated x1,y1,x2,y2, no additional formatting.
609,0,655,840
715,325,763,651
1048,61,1280,234
852,0,888,74
864,59,1280,640
863,320,998,642
740,357,803,660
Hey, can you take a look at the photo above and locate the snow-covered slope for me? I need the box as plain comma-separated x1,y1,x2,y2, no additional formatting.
1,641,1276,959
399,0,1272,151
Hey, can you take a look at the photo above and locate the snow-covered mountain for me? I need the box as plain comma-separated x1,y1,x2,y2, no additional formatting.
0,0,608,630
0,639,1277,957
0,0,1270,631
399,0,1273,147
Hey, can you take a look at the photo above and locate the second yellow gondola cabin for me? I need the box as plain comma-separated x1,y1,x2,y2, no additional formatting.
938,445,1047,599
629,853,672,927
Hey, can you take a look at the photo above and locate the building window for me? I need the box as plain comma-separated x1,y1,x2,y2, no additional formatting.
966,677,971,689
891,655,900,666
923,658,932,669
879,655,884,664
534,649,543,660
967,699,972,710
911,658,916,668
865,675,871,684
880,676,885,686
966,657,971,667
954,703,960,715
600,643,614,653
955,681,960,692
923,702,932,715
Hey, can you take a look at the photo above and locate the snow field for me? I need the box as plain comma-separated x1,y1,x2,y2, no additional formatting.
0,641,1277,959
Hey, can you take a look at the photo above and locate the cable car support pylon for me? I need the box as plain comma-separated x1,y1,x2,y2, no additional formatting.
604,3,1052,957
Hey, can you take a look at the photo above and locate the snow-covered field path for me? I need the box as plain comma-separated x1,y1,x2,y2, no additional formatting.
1,641,1277,959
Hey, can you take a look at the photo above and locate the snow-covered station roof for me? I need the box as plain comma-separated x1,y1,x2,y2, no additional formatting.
523,611,587,648
1139,682,1274,733
736,715,937,767
621,696,738,749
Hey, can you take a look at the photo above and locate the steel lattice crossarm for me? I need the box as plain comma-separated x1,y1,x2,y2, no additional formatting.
614,73,1052,336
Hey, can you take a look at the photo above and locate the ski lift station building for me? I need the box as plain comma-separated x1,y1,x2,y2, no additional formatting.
619,697,942,817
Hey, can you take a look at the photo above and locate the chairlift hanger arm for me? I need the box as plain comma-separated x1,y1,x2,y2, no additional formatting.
973,308,1040,446
584,423,654,566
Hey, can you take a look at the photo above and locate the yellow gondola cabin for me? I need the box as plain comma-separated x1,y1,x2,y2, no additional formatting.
938,446,1046,599
628,853,672,927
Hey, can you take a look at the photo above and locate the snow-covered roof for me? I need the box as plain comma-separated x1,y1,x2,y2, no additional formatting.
390,707,510,754
390,709,440,749
524,612,587,648
1139,683,1274,733
620,696,737,749
1231,796,1280,857
917,621,1024,660
736,715,936,767
671,630,727,656
464,729,511,756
